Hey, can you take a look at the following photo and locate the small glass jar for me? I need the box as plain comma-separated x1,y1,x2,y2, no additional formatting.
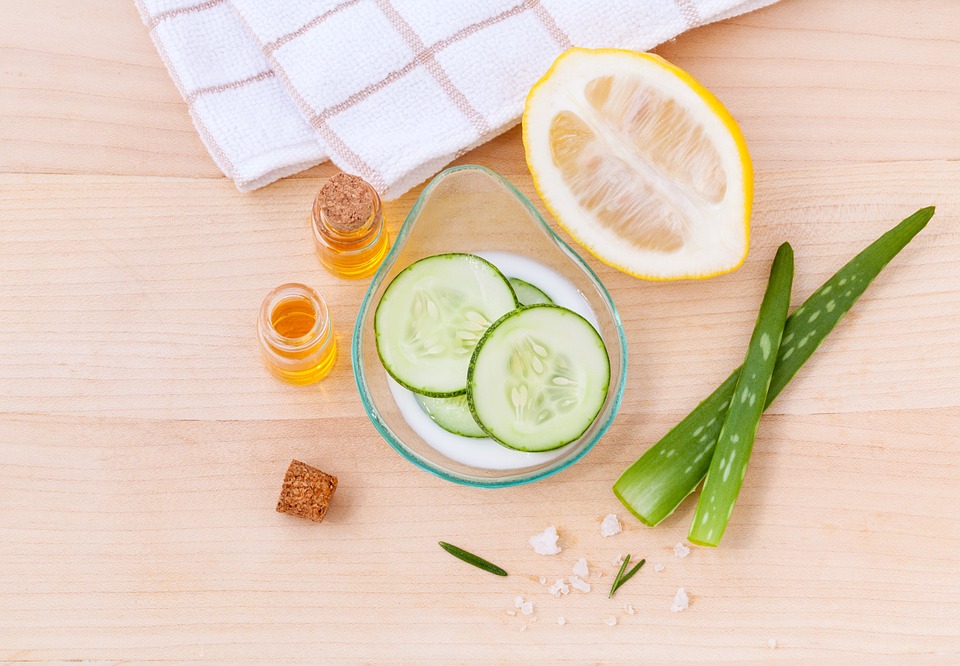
311,174,390,279
257,283,336,385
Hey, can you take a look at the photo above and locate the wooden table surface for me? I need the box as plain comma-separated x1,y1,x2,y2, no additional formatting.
2,0,959,662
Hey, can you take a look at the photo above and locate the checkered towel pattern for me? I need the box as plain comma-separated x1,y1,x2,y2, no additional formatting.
136,0,777,198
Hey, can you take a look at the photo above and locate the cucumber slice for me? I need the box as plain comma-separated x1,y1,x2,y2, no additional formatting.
375,253,518,396
415,394,488,438
509,277,553,305
467,305,610,452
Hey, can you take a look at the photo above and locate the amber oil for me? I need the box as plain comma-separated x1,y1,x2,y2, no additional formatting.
312,174,390,279
257,283,336,385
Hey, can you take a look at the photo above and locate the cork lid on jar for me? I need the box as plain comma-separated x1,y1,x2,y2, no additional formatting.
317,173,376,234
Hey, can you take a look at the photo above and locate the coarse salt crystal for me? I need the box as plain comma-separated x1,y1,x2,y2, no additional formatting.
557,616,566,626
768,638,777,650
572,557,589,578
612,553,624,566
603,616,618,626
529,526,562,555
654,563,665,573
548,578,570,597
506,610,516,616
600,513,622,537
521,602,534,616
539,576,547,585
569,575,591,593
671,587,689,613
519,625,526,632
624,604,635,615
514,595,524,609
673,542,690,558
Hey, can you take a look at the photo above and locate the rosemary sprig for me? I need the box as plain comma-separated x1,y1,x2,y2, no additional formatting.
609,554,645,598
439,541,508,576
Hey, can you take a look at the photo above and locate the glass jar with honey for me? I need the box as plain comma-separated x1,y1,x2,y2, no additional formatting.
257,283,336,385
311,173,390,279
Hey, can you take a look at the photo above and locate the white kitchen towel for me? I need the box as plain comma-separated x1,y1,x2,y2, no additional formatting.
136,0,777,198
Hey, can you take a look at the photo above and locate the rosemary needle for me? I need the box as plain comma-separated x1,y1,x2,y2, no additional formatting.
439,542,508,577
609,554,645,598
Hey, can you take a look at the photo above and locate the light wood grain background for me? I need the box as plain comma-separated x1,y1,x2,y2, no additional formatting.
2,0,959,662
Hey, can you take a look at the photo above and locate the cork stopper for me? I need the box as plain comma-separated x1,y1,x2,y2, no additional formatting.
318,173,375,234
275,459,338,523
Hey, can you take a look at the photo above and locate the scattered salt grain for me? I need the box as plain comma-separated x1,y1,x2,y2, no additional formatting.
539,576,547,585
603,616,618,626
506,610,516,616
514,595,524,609
548,578,570,597
654,563,665,573
624,604,635,615
611,553,624,566
557,616,566,626
530,526,562,555
519,625,526,632
670,587,689,613
521,602,534,616
597,570,604,578
768,638,777,650
569,575,591,593
673,542,691,558
572,557,589,578
600,513,622,537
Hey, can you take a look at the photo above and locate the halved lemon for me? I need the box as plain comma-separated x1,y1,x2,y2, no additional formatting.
523,48,753,281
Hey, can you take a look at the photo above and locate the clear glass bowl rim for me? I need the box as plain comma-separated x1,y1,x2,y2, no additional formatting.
351,164,628,488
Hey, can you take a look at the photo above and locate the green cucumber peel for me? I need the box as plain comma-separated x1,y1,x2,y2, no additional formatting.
688,243,794,547
613,206,935,528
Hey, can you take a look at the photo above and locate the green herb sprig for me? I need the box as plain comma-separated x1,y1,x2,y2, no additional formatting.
439,541,507,576
609,553,645,598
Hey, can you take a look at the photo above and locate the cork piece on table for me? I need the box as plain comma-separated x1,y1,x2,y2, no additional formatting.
276,459,338,523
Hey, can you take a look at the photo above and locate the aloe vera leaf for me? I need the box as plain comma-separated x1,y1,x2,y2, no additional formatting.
688,243,794,547
613,207,935,527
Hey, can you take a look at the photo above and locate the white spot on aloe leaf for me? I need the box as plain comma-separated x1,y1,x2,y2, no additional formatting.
760,332,772,360
693,426,704,437
808,311,820,323
826,300,836,313
731,434,740,443
839,278,848,286
820,285,833,296
749,394,756,406
700,512,710,524
781,347,795,360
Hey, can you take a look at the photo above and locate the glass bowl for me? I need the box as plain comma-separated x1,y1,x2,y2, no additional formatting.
352,165,627,487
